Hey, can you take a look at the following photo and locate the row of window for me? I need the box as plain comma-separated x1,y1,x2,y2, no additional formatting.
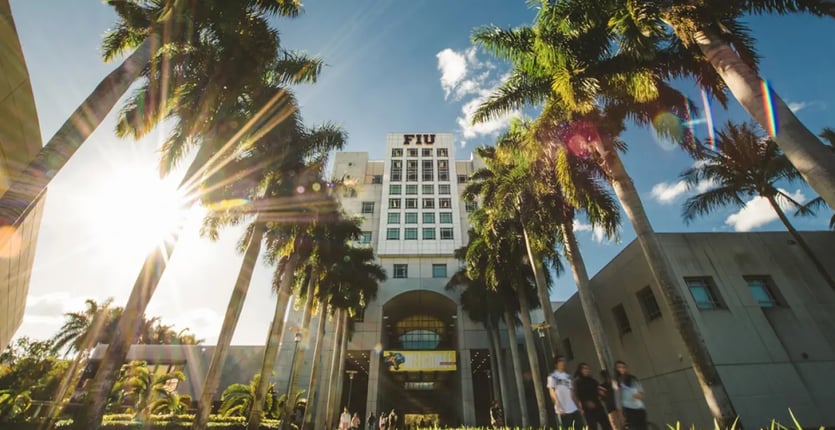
390,184,451,195
389,212,454,224
392,263,448,279
389,198,452,209
612,276,784,335
386,227,454,240
360,201,477,214
390,159,450,182
392,148,448,158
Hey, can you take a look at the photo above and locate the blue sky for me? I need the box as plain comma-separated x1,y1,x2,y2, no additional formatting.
9,1,834,345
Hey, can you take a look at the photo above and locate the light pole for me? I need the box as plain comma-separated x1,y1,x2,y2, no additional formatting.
532,322,551,373
281,330,303,430
345,370,358,411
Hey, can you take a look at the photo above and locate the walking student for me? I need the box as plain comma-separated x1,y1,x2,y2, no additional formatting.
340,407,352,430
615,360,647,430
489,400,505,428
574,363,612,430
547,355,583,429
368,413,376,430
599,370,621,430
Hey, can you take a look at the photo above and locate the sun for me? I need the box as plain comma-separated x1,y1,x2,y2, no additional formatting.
88,167,190,253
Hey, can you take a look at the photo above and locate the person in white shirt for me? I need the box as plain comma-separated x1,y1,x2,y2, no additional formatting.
615,360,647,430
339,407,352,430
547,355,584,429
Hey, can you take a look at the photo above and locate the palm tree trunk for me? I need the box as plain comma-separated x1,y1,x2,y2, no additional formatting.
303,302,329,430
0,33,160,229
503,310,529,428
591,137,737,427
247,254,300,430
324,309,344,430
282,268,318,430
515,286,549,428
193,221,266,430
75,233,179,429
45,349,87,425
559,221,620,410
330,311,349,427
692,28,835,210
485,323,502,405
521,224,561,355
487,320,510,421
765,196,835,292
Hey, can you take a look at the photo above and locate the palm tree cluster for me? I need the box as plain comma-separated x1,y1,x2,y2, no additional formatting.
0,1,385,429
460,0,835,427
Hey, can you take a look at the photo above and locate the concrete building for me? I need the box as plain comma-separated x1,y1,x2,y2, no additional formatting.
554,231,835,429
0,0,47,350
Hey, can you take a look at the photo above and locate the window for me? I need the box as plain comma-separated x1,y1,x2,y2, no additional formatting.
440,227,454,240
406,160,418,181
422,148,433,157
392,148,403,157
562,338,574,361
437,148,448,157
407,148,418,157
612,304,632,335
423,228,436,240
405,212,418,224
405,184,418,195
404,228,418,240
745,276,782,308
437,159,449,181
422,159,434,181
389,184,402,195
465,200,478,212
439,198,451,208
432,264,447,278
457,174,467,183
636,287,662,321
439,212,453,224
386,228,400,240
423,213,435,224
390,160,402,181
686,277,723,310
389,198,401,209
359,232,372,244
438,184,451,195
405,198,418,209
387,213,400,224
393,264,408,279
423,198,435,209
371,175,383,184
361,202,375,214
422,184,434,195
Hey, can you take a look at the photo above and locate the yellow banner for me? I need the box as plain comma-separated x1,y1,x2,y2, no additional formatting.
382,350,457,372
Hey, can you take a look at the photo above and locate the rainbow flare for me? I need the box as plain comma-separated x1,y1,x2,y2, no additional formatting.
761,80,779,138
683,96,695,149
700,90,716,148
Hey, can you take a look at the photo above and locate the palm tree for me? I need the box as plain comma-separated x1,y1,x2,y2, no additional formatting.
472,2,738,425
682,121,835,292
467,124,623,390
0,0,308,230
218,374,281,419
192,121,346,430
79,16,325,428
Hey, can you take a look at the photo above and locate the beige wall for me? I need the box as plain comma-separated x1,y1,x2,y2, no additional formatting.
0,0,46,350
555,231,835,429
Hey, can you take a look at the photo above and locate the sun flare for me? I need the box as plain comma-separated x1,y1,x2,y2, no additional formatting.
86,167,189,253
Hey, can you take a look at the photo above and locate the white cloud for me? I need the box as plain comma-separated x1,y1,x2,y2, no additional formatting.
651,181,689,204
787,100,826,113
788,101,808,113
572,219,608,243
436,49,469,99
725,189,805,232
436,47,515,140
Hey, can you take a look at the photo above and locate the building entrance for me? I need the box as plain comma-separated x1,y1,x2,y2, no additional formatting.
377,291,460,425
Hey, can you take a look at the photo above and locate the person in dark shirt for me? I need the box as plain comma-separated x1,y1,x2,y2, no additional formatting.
574,363,612,430
489,400,505,428
599,369,621,430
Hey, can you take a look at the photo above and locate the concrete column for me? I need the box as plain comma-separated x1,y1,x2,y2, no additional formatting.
458,348,476,426
365,349,380,420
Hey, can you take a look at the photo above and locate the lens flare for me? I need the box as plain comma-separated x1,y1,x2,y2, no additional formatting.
700,90,716,148
296,186,305,194
207,198,251,211
652,112,683,151
311,183,322,192
761,80,779,138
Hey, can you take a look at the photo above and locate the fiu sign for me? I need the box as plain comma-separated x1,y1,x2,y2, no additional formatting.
403,134,436,145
